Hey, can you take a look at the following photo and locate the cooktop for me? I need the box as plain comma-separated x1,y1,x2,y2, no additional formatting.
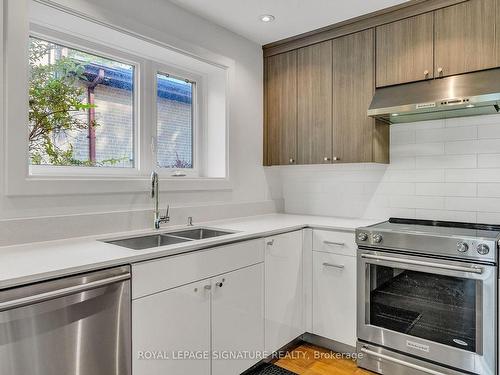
356,218,499,263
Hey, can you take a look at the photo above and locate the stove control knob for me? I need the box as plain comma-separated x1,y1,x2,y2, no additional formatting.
457,241,469,253
357,232,368,242
477,243,490,255
372,234,382,244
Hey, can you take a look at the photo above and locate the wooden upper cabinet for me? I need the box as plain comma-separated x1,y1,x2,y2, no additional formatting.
297,41,333,164
265,50,297,166
333,29,388,164
434,0,497,77
376,13,434,87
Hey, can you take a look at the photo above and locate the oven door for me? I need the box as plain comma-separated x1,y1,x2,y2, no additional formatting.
357,248,496,375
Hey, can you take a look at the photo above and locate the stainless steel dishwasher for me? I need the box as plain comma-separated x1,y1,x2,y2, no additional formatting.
0,265,131,375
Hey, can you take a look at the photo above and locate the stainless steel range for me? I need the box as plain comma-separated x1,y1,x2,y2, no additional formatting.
355,218,498,375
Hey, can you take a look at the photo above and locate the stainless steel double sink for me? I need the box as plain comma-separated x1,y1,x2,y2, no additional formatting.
104,228,235,250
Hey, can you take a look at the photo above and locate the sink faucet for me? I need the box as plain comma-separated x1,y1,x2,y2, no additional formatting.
151,171,170,229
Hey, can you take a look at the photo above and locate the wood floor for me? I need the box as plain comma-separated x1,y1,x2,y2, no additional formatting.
275,343,376,375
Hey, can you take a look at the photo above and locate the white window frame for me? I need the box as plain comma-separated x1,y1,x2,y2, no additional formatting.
28,27,142,177
3,0,233,196
153,63,203,178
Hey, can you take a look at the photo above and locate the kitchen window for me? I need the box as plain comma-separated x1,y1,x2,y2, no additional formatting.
156,73,196,173
4,1,230,195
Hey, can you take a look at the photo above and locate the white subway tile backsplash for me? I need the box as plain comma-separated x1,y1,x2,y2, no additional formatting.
446,139,500,155
392,142,444,157
382,169,445,182
478,124,500,139
415,183,476,197
416,155,476,169
416,126,476,143
281,115,500,224
374,183,416,195
444,197,478,211
477,212,500,225
478,184,500,197
390,195,445,209
391,129,416,145
388,156,416,169
415,209,477,223
410,119,445,130
446,114,500,127
476,198,500,213
478,154,500,168
445,169,500,182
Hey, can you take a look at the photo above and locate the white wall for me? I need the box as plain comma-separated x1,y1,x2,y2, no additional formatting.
0,0,280,245
279,114,500,224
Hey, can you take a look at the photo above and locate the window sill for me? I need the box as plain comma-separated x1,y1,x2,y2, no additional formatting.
5,176,233,196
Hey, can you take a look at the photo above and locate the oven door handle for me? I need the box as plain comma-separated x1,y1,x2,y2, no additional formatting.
360,347,447,375
360,253,483,274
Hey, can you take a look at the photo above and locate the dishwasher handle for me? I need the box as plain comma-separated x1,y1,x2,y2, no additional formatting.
0,272,130,311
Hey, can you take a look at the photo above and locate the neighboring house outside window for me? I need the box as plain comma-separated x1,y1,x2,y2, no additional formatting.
156,73,194,169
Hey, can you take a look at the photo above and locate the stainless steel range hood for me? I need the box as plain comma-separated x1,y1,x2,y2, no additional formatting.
368,68,500,124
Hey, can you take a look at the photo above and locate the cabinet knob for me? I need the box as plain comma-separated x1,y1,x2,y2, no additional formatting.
424,69,429,77
204,284,212,290
289,158,295,164
323,157,331,162
437,67,443,76
266,239,274,246
216,278,226,288
332,156,340,161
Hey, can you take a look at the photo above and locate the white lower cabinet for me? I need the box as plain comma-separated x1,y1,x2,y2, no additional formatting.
133,278,211,375
132,228,359,375
265,230,304,353
133,260,264,375
312,251,357,347
212,264,264,375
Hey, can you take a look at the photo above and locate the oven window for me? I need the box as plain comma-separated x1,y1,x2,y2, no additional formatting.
369,265,478,352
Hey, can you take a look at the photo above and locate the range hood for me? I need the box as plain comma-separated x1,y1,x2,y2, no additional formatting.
368,68,500,124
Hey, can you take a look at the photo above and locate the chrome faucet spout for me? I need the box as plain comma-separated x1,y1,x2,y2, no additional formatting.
151,171,170,229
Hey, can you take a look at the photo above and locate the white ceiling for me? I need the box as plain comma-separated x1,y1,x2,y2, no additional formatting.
168,0,410,45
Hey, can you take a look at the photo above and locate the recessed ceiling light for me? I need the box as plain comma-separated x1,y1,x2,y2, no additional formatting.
260,14,275,23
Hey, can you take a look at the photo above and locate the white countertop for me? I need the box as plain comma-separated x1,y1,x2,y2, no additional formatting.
0,213,379,289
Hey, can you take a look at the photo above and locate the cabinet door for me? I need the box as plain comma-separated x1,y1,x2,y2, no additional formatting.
297,41,332,164
132,279,211,375
265,51,297,166
376,13,434,87
332,29,382,163
435,0,497,77
265,231,303,353
312,252,356,347
212,264,264,375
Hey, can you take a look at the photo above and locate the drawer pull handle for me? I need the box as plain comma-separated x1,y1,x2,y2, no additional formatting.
323,240,345,247
322,262,345,269
360,347,447,375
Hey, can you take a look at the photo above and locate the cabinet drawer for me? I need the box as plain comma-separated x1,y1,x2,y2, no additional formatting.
312,251,356,347
132,239,264,299
312,229,356,256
